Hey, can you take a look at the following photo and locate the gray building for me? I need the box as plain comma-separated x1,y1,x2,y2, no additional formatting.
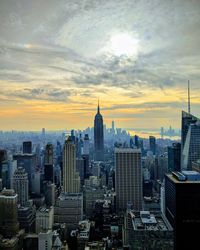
13,167,29,206
115,148,143,212
123,210,174,250
54,193,83,229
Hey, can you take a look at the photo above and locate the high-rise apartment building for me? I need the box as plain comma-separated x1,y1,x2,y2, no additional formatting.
12,167,29,206
115,148,142,212
63,136,80,193
94,102,104,161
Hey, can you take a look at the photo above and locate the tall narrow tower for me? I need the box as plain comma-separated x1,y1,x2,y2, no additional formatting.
63,136,80,193
94,101,104,161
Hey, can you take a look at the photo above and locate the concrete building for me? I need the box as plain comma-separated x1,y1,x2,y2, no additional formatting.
83,134,90,156
123,210,173,250
44,143,54,165
13,153,36,192
38,230,53,250
115,148,142,212
83,188,104,216
0,189,19,238
12,167,29,206
54,193,83,229
36,206,54,233
18,206,35,233
149,136,156,155
63,137,80,193
43,181,55,206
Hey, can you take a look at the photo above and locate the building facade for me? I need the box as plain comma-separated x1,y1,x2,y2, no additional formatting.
115,148,143,212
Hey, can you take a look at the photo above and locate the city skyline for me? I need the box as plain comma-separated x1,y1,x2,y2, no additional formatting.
0,0,200,131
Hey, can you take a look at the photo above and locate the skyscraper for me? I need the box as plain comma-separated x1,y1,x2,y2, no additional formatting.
63,136,80,193
112,120,115,133
94,101,104,161
181,111,199,154
12,167,29,206
115,148,142,212
13,153,36,192
149,136,156,155
165,171,200,250
44,143,54,165
168,142,181,172
0,188,19,238
83,134,90,155
23,141,32,154
44,143,54,183
182,122,200,170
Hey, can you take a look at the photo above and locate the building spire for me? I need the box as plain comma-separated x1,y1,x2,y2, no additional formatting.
188,80,191,114
97,99,100,114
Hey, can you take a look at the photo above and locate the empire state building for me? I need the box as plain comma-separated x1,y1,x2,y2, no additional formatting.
94,101,104,161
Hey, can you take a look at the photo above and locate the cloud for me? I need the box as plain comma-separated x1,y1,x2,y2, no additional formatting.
2,85,71,103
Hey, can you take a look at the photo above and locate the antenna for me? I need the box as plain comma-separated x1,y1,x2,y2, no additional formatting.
188,80,191,114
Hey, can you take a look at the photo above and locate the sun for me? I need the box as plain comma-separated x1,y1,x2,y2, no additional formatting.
110,33,139,57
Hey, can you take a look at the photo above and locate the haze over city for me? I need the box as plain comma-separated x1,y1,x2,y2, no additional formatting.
0,0,200,131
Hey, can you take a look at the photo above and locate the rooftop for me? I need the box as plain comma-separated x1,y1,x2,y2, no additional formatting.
130,211,173,232
167,171,200,183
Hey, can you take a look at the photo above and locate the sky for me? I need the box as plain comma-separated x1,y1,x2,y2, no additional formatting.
0,0,200,132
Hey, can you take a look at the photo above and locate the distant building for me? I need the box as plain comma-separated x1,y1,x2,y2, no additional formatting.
149,136,156,155
44,143,54,165
13,153,36,192
23,141,32,154
165,171,200,250
43,181,55,206
115,148,142,212
168,142,181,172
94,102,104,161
83,134,90,156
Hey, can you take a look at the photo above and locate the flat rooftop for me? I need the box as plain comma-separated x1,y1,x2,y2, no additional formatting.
167,171,200,183
131,211,173,231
